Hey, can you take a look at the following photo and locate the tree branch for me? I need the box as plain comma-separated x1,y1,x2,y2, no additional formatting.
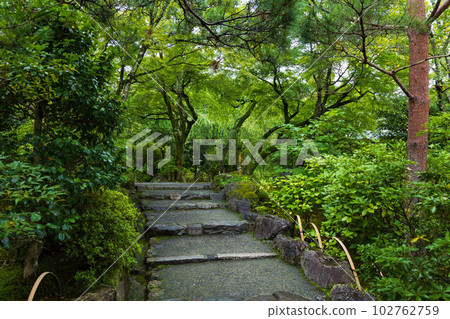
427,0,450,24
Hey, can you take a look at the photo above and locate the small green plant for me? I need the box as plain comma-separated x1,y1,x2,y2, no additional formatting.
65,189,141,286
358,232,450,301
212,173,252,189
0,156,76,249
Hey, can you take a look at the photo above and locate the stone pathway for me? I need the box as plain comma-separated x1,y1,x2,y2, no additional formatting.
137,182,325,301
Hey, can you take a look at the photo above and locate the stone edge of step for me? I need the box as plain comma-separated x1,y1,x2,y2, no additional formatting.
138,191,225,201
141,201,226,211
135,183,211,190
147,252,277,265
145,220,252,236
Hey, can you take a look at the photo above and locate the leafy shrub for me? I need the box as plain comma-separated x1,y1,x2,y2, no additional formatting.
211,173,252,190
358,233,450,300
258,142,449,300
65,189,141,286
428,112,450,150
0,156,76,249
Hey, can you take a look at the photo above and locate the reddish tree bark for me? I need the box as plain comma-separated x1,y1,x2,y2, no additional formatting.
407,0,430,178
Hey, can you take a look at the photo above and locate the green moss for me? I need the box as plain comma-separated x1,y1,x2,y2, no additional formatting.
156,265,169,269
0,263,32,300
230,182,259,203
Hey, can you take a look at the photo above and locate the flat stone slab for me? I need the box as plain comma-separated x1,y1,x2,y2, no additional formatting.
203,221,251,234
146,221,251,237
148,255,208,266
147,223,186,236
150,234,274,257
136,183,211,190
147,252,276,265
138,189,216,200
217,252,277,260
141,200,224,211
149,258,326,301
145,209,241,225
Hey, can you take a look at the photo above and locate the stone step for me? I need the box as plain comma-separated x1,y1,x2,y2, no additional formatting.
145,209,242,225
146,220,252,237
135,182,211,191
138,189,225,201
148,255,209,265
147,252,277,266
140,199,225,211
148,234,274,258
148,258,326,301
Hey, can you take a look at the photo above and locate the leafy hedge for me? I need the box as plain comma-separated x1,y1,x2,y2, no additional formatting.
65,189,141,286
258,142,449,300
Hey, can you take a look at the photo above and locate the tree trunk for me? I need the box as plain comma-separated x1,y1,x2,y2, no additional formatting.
175,140,184,182
121,43,149,101
407,0,429,179
23,240,43,278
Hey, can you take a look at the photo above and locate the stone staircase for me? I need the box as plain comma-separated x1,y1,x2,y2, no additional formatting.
137,182,325,301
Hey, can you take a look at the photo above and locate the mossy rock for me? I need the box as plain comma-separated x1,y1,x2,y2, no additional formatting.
229,182,259,203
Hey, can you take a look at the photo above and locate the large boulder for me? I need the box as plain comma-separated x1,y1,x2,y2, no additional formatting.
222,181,262,221
240,210,260,222
227,196,251,215
273,234,310,264
224,182,258,201
330,284,374,301
253,215,293,240
300,250,353,289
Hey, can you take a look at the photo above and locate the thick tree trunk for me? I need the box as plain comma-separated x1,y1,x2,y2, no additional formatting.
23,240,43,278
407,0,429,179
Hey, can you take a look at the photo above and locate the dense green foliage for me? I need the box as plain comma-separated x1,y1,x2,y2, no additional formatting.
0,263,32,300
0,156,73,248
0,1,130,296
0,0,449,301
256,139,449,300
65,189,141,285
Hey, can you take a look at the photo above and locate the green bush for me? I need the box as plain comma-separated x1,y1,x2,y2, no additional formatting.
211,173,252,190
258,142,449,300
65,189,141,286
358,232,450,300
428,112,450,151
0,156,76,249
